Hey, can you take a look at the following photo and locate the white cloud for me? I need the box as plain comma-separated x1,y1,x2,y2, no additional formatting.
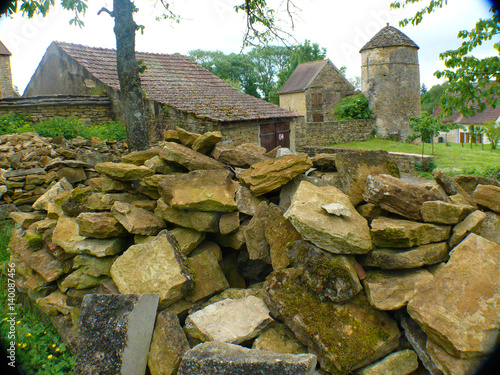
0,0,495,93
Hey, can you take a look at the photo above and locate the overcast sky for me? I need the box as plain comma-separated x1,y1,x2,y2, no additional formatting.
0,0,496,95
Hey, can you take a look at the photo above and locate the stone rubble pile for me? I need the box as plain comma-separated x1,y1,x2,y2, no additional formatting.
5,127,500,375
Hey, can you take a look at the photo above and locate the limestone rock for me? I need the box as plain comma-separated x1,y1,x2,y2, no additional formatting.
72,254,117,277
52,216,127,257
9,211,45,228
363,174,445,221
473,184,500,213
37,290,72,315
433,169,474,203
421,201,475,224
212,144,268,167
191,131,222,154
147,311,190,375
235,185,265,216
335,150,400,206
322,203,352,217
252,323,308,354
170,227,206,255
186,246,229,302
244,201,271,263
32,177,73,212
158,169,238,212
177,341,317,375
74,294,159,375
184,296,274,344
426,339,486,375
356,203,387,221
239,153,313,196
284,181,372,254
288,240,362,303
84,192,139,211
219,211,239,235
111,201,166,236
94,162,154,181
160,141,226,171
452,174,500,197
408,233,500,358
353,350,419,375
155,199,219,233
480,211,500,245
213,219,248,250
263,268,400,375
76,212,128,238
8,228,71,282
370,217,451,248
265,203,301,270
88,176,128,192
358,242,449,269
176,127,200,147
121,148,160,165
110,230,194,308
448,210,487,247
362,268,434,310
311,153,336,170
59,269,104,290
144,155,185,174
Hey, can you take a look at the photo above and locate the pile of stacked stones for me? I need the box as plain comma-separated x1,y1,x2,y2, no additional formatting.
6,126,500,375
0,132,126,217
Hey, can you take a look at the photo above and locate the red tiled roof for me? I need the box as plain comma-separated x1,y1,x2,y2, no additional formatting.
278,60,327,94
55,42,299,123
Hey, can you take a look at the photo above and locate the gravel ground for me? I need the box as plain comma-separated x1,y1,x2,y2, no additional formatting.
399,172,433,185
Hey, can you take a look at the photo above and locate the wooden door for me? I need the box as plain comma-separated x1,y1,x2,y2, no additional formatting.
260,123,290,152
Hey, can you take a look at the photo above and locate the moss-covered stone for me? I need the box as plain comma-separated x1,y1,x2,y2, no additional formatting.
263,268,400,375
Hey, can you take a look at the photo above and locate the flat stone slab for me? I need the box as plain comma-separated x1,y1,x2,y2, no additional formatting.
155,198,220,233
111,201,166,236
284,181,372,254
177,341,317,375
94,162,154,181
358,242,450,269
74,294,159,375
370,217,451,248
184,296,274,344
473,184,500,213
160,141,227,171
263,268,400,375
354,350,419,375
363,268,434,310
408,233,500,358
420,201,475,225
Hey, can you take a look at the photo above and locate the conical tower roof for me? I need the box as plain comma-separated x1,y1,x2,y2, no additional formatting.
360,25,419,52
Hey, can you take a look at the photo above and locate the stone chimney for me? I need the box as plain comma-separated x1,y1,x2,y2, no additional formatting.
0,41,15,98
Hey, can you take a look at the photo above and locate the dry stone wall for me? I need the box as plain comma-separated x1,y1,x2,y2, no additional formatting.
4,128,500,375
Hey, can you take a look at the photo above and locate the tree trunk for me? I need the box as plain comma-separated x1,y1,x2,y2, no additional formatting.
113,0,149,151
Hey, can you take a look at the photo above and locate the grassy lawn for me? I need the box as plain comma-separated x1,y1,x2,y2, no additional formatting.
335,138,500,177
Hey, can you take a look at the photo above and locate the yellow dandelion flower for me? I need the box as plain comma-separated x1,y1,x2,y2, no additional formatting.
22,343,27,349
26,333,31,337
55,348,60,352
16,320,20,324
16,343,21,347
47,355,53,360
51,344,56,348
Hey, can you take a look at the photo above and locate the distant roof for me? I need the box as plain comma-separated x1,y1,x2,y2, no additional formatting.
278,59,354,95
54,42,299,123
434,105,500,124
0,41,11,56
360,25,419,52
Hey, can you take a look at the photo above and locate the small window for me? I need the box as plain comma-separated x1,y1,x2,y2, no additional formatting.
312,114,324,123
311,93,323,109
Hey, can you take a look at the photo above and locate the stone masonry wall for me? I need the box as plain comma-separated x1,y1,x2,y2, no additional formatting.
0,95,114,124
0,55,15,99
295,118,376,149
300,145,435,173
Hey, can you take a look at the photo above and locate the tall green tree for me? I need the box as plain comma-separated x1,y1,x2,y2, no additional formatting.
1,0,299,150
391,0,499,118
409,112,461,156
421,82,449,115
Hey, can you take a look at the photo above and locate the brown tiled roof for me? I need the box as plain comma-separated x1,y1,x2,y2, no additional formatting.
360,25,419,52
0,41,11,56
434,105,500,124
55,42,299,123
278,60,327,94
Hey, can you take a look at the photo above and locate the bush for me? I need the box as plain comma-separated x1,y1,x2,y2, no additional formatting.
414,159,437,173
333,94,372,120
0,114,127,141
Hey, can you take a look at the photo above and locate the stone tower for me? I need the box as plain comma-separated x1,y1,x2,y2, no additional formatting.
360,25,421,140
0,41,15,98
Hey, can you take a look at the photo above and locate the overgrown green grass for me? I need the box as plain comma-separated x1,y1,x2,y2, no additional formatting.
335,138,500,178
0,221,75,374
0,113,127,141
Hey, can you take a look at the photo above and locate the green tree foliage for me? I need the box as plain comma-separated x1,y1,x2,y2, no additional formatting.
333,94,372,121
481,120,500,150
409,112,461,156
391,1,499,118
421,82,449,114
189,40,327,105
277,40,327,90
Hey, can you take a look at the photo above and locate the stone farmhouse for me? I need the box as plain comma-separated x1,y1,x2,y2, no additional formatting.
4,41,300,151
278,59,358,123
0,41,18,99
